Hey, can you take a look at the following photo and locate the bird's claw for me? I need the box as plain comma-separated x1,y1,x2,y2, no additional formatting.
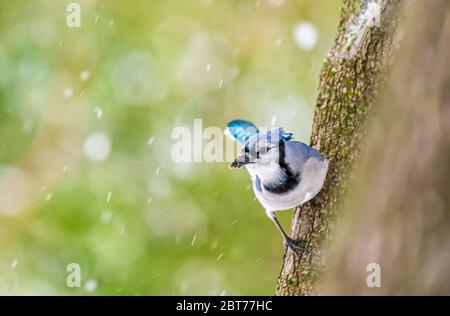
284,237,304,256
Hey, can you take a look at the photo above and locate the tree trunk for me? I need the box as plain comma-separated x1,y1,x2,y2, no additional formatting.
319,0,450,295
276,0,406,295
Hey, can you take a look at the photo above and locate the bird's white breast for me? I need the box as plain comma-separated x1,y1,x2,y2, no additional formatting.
250,154,328,212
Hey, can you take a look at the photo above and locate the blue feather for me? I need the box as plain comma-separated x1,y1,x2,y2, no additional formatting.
281,132,293,141
267,128,294,142
226,120,259,143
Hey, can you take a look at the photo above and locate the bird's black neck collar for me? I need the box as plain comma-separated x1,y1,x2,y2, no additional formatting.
262,140,299,194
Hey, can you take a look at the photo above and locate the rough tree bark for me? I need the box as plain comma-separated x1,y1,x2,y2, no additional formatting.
277,0,406,295
320,0,450,295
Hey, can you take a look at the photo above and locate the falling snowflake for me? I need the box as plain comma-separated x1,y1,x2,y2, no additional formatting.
22,119,34,133
268,0,285,8
94,107,103,119
11,259,18,269
191,234,197,247
106,192,112,203
79,70,91,82
293,22,319,51
274,37,283,47
271,115,277,126
101,210,113,224
45,192,53,202
84,279,97,293
63,87,73,99
83,132,111,162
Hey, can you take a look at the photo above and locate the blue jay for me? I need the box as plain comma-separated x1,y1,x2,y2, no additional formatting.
226,119,329,254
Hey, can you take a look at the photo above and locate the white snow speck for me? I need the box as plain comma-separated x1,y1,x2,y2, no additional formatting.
22,119,34,133
268,0,285,8
274,37,283,47
271,115,277,126
62,165,68,173
205,63,212,73
83,132,111,162
191,234,197,247
84,279,97,293
293,22,319,51
147,136,155,146
146,197,153,204
63,87,73,99
101,210,112,224
94,15,100,24
45,192,53,202
94,107,103,119
106,192,112,203
11,259,18,269
80,70,91,82
217,253,224,261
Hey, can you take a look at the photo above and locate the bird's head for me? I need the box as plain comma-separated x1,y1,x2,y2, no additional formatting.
230,128,292,169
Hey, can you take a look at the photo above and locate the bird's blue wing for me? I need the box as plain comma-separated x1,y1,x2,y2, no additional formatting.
226,120,259,143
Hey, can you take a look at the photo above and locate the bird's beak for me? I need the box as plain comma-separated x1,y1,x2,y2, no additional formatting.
230,152,253,169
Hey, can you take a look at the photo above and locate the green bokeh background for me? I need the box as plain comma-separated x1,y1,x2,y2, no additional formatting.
0,0,340,295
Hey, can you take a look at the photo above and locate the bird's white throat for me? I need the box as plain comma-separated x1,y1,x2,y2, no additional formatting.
246,161,286,186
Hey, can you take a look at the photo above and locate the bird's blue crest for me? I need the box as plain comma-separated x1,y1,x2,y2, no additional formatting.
226,120,259,144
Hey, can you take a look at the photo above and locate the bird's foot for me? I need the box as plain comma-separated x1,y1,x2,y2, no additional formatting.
284,237,304,256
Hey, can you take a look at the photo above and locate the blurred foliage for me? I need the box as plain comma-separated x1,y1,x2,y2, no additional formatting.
0,0,340,295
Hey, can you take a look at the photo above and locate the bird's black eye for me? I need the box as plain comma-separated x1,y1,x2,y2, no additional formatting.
256,146,270,158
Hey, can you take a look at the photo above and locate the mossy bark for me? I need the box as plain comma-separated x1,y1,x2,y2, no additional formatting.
276,0,405,295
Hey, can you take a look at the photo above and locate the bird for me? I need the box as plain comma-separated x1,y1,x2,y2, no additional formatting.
226,119,329,254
